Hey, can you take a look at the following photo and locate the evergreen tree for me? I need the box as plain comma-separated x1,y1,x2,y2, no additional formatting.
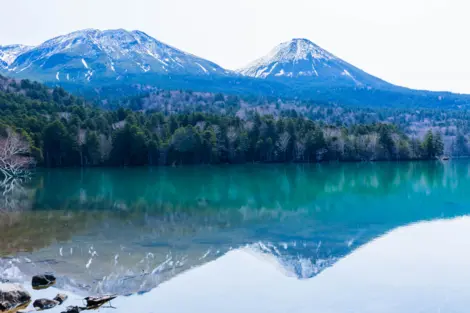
84,131,101,165
433,131,444,157
421,130,435,159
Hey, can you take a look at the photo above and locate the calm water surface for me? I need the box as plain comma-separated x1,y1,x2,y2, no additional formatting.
1,161,470,312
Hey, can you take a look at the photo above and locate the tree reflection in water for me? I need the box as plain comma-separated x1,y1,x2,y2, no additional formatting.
1,161,470,295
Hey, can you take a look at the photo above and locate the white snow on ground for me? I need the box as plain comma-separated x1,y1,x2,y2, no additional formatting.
81,58,89,69
156,58,168,66
255,66,268,77
257,62,278,78
342,69,353,78
142,64,150,72
16,64,31,73
0,45,32,65
136,62,151,72
312,64,319,76
196,63,208,74
85,70,93,81
341,69,361,85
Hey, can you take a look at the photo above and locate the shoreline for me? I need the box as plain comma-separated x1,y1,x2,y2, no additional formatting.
29,157,456,171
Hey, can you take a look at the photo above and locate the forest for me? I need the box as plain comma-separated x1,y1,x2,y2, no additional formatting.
0,75,453,171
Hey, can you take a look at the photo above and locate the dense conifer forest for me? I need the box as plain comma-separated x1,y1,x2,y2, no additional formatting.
0,75,457,168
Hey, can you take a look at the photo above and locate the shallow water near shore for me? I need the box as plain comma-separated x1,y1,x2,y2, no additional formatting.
2,161,470,312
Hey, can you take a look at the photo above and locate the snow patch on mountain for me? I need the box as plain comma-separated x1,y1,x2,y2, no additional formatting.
341,69,361,85
0,45,32,67
275,69,285,77
16,64,31,73
196,63,208,74
81,59,89,69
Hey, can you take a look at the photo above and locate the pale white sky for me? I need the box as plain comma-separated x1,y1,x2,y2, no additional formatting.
1,0,470,93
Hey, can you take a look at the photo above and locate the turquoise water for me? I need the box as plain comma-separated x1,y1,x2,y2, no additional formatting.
1,161,470,311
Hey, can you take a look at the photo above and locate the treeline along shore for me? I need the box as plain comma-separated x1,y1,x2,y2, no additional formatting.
0,76,448,173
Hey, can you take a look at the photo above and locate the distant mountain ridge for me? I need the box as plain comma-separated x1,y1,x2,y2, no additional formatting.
1,29,230,83
2,28,470,109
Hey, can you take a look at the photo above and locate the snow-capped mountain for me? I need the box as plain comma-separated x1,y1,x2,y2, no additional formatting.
2,29,230,83
0,44,32,69
237,38,388,88
2,31,470,108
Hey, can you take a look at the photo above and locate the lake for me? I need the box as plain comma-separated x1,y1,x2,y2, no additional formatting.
2,161,470,312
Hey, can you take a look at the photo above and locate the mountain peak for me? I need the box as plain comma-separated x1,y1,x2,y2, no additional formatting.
236,38,387,88
236,38,337,79
2,28,229,82
280,38,335,61
289,38,316,45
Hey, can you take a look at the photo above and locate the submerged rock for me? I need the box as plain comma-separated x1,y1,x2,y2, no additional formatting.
54,293,68,305
33,298,59,310
32,274,56,290
0,283,31,312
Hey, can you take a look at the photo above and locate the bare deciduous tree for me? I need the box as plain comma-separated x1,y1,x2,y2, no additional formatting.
78,129,87,167
0,128,34,180
211,125,226,156
243,121,254,132
0,177,32,213
99,134,112,161
227,126,239,160
276,131,291,160
195,121,206,132
295,138,306,161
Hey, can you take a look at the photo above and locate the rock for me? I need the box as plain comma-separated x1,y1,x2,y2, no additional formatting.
0,283,31,312
53,294,68,305
61,306,83,313
84,295,117,309
31,274,56,289
33,298,59,310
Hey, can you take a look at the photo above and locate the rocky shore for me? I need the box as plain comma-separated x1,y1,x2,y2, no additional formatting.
0,274,116,313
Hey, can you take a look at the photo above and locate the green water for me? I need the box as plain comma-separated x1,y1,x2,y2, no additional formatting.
1,161,470,294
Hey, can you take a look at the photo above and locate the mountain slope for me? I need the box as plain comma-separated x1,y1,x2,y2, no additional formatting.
0,44,32,69
1,31,470,109
237,38,390,88
2,29,230,83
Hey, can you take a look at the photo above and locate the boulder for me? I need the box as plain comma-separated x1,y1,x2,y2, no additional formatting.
33,298,59,310
0,283,31,312
61,306,83,313
32,274,56,289
54,293,68,305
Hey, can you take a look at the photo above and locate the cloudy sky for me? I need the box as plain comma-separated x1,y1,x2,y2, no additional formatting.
1,0,469,93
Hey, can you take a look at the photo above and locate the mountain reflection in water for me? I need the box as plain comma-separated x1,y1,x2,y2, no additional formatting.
13,216,470,313
1,161,470,298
